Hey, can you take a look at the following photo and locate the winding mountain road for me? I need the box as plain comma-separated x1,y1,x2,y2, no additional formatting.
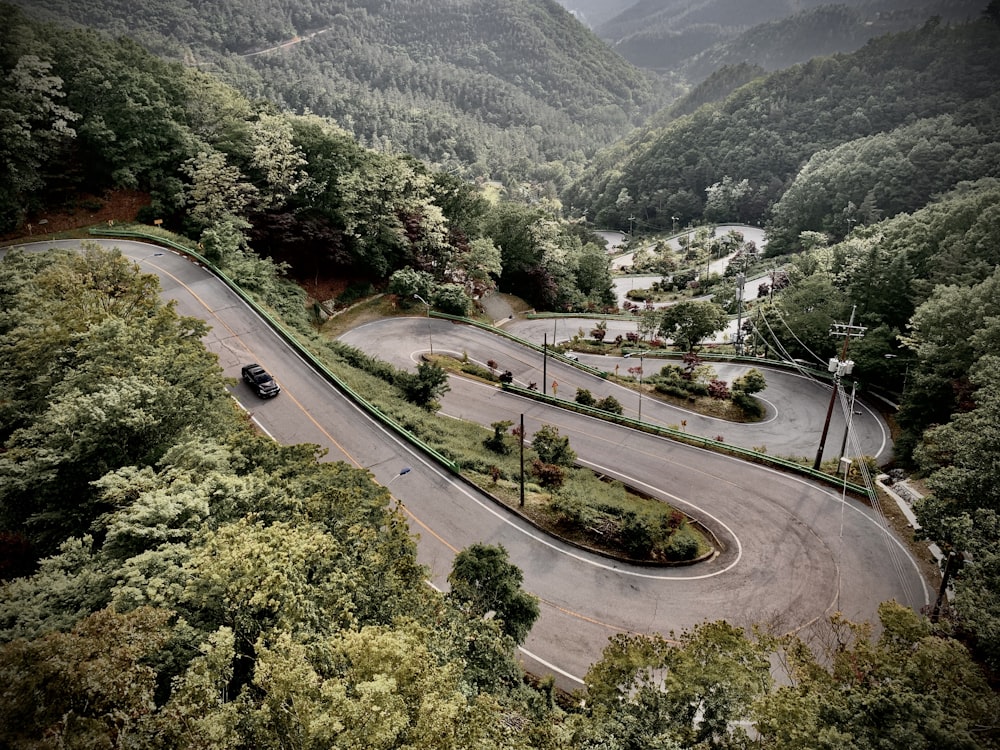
8,239,930,691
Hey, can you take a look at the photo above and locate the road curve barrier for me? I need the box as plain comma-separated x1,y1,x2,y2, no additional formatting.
88,227,460,474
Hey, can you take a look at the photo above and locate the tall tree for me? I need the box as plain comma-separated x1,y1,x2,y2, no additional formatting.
0,52,78,230
576,622,771,749
753,602,1000,749
446,543,539,645
657,300,729,352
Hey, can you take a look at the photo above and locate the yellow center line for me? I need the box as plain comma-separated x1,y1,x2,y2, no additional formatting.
149,259,361,468
538,598,636,634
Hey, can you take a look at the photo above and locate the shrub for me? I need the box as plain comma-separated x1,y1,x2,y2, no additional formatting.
687,381,709,397
432,283,471,316
732,368,767,396
484,420,513,455
531,460,565,488
732,391,764,418
388,266,434,302
460,361,496,380
532,425,576,466
595,395,623,415
575,388,596,406
708,379,731,399
655,383,689,399
664,531,700,561
549,491,597,528
620,512,653,558
396,361,450,408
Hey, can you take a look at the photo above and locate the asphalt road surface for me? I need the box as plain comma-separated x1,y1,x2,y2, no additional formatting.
343,317,892,465
7,239,930,691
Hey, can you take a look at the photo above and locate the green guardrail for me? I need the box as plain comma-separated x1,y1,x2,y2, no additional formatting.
429,311,608,379
432,310,856,388
500,382,873,499
90,228,460,473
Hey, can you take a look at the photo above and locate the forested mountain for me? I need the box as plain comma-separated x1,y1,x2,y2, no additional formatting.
596,0,985,76
9,0,666,188
566,16,1000,237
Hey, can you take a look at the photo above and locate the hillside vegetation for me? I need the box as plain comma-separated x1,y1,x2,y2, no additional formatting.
566,16,1000,236
10,0,666,186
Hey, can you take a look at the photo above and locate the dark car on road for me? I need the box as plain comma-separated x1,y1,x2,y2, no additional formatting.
241,363,281,398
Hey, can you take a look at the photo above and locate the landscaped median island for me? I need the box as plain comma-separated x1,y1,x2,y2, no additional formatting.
428,352,715,564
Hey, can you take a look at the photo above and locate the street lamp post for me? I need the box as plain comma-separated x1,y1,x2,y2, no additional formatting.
413,294,433,356
884,353,910,392
385,467,412,511
624,350,648,423
386,467,412,487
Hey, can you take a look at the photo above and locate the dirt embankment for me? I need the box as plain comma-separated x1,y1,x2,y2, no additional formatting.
1,190,150,245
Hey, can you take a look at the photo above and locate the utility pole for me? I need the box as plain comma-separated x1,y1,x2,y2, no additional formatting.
519,413,525,508
542,332,548,395
628,215,635,242
813,306,866,471
837,379,858,463
734,272,746,355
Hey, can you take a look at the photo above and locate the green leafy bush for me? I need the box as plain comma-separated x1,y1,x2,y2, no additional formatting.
664,530,700,561
595,395,624,415
620,512,653,558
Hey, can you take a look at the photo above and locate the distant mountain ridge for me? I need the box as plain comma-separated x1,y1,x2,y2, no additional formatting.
553,0,638,27
596,0,988,78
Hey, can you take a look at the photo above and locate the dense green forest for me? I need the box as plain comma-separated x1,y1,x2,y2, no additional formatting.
566,16,1000,236
0,3,617,313
10,0,665,187
4,0,1000,745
